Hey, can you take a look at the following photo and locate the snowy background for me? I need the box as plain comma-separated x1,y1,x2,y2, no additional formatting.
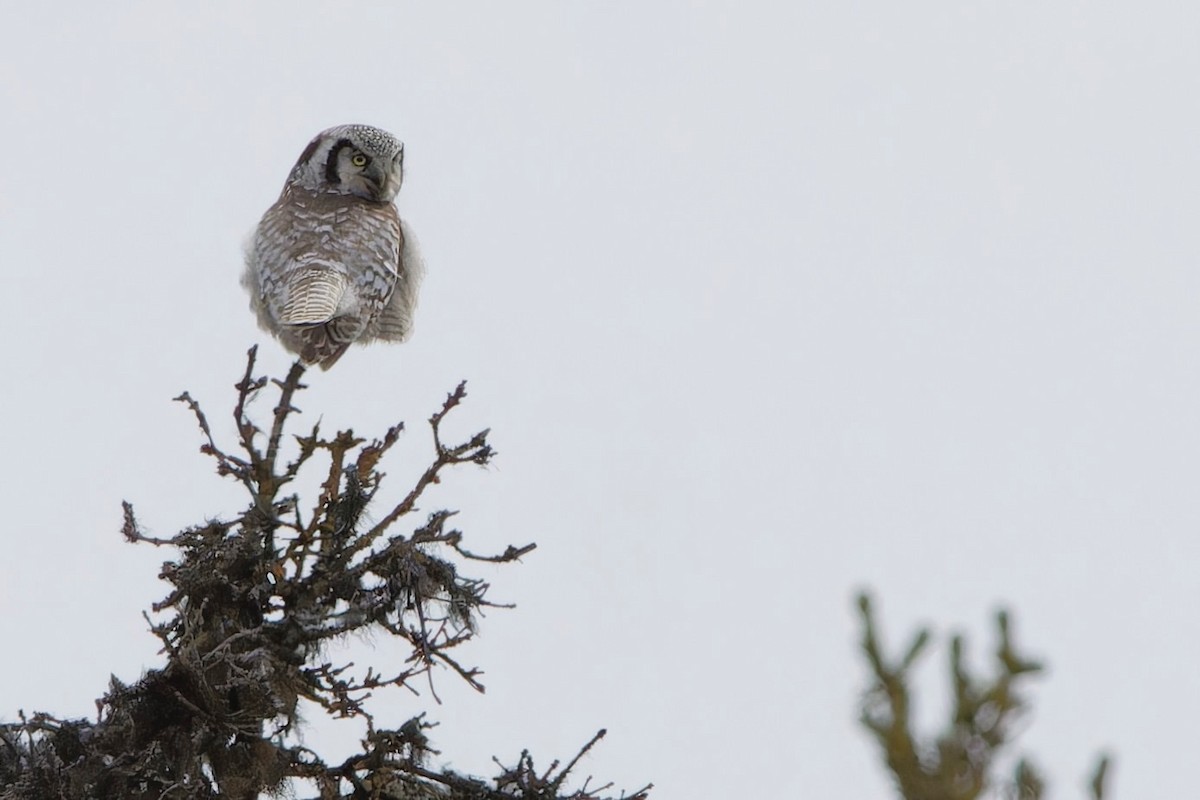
3,3,1199,797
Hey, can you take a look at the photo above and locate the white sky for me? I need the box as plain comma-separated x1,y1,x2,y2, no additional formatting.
2,3,1198,797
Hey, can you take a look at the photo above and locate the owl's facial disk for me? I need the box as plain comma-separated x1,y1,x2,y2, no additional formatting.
332,143,403,202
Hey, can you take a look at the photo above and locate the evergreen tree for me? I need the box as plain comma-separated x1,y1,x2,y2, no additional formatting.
0,349,650,800
856,593,1112,800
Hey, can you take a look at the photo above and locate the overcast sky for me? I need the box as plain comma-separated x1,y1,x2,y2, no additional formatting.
2,3,1198,797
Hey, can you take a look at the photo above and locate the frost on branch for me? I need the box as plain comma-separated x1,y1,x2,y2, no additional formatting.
0,348,650,800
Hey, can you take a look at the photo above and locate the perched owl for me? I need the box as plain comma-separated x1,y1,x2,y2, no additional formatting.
242,124,423,369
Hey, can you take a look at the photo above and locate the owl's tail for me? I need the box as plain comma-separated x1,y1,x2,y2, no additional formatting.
313,342,351,370
291,318,357,370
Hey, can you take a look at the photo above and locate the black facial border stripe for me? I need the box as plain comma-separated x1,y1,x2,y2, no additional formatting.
324,138,354,185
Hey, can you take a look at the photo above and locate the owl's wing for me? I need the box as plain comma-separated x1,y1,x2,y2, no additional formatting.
278,269,349,325
373,220,425,342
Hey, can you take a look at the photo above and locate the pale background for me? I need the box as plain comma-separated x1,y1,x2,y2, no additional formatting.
2,3,1198,797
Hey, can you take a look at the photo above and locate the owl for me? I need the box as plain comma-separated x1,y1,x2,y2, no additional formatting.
242,124,423,370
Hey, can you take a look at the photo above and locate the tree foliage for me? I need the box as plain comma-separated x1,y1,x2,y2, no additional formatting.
856,593,1112,800
0,349,650,800
0,347,1120,800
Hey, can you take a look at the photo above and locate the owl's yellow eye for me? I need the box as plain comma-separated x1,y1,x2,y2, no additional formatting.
351,153,368,167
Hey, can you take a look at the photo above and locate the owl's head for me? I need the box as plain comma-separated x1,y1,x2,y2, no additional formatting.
288,124,405,202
